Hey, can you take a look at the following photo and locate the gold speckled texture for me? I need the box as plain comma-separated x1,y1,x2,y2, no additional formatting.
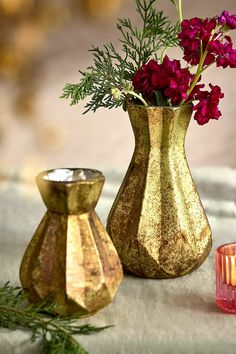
20,169,123,317
107,104,212,278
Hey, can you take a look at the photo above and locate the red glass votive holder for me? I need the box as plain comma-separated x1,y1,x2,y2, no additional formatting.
215,242,236,313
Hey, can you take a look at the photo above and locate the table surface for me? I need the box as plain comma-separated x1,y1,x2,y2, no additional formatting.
0,167,236,354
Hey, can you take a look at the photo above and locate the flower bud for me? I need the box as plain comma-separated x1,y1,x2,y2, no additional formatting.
111,87,121,101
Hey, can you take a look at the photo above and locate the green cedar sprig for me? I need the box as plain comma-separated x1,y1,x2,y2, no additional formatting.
0,282,111,354
61,0,180,113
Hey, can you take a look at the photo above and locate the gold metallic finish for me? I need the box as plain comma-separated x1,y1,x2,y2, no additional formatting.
20,168,123,317
107,104,212,278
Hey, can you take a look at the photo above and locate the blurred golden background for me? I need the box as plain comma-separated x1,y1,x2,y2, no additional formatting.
0,0,235,182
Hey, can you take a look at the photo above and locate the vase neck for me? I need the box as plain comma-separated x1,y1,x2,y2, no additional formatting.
128,105,192,152
37,176,105,214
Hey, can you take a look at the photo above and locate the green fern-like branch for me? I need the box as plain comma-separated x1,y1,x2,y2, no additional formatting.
61,0,180,113
0,282,111,354
62,72,94,106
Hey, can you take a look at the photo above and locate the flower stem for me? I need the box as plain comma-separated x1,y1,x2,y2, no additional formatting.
125,91,148,107
191,54,208,91
178,0,183,22
160,47,168,63
181,43,208,105
201,62,214,73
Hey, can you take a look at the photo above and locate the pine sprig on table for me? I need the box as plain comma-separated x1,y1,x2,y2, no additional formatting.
0,282,111,354
61,0,180,113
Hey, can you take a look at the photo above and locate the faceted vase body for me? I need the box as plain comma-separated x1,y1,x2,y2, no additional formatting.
107,104,212,278
20,168,123,316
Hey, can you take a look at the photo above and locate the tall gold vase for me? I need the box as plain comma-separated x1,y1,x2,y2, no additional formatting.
107,104,212,278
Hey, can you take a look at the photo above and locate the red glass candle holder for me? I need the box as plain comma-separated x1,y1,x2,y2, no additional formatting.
215,242,236,313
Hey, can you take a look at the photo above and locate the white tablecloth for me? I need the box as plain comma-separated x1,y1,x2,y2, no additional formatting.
0,167,236,354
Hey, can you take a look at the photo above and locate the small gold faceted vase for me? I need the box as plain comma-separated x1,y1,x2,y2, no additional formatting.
20,168,123,316
107,104,212,279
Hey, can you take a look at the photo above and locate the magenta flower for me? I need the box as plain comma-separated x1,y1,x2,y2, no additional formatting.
183,48,215,66
188,83,205,101
132,59,159,98
132,56,193,106
179,17,217,66
217,48,236,68
218,11,236,30
193,84,224,125
132,11,235,125
208,37,236,68
160,57,193,105
179,17,216,44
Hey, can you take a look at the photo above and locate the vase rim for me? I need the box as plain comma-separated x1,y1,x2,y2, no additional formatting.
36,168,105,185
216,242,236,256
127,102,193,110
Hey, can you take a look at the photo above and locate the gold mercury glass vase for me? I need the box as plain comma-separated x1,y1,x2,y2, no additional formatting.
20,168,123,316
107,104,212,278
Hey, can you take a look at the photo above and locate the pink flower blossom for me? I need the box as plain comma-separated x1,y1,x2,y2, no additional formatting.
179,18,216,44
208,36,236,68
161,58,193,105
217,48,236,68
132,56,193,106
132,59,159,98
193,84,224,125
218,11,236,30
188,83,205,101
131,13,235,125
179,17,217,66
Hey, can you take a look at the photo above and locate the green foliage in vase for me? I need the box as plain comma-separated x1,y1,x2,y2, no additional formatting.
0,282,111,354
61,0,180,113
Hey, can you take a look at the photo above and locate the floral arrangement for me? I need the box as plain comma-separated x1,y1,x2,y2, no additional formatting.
62,0,236,125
